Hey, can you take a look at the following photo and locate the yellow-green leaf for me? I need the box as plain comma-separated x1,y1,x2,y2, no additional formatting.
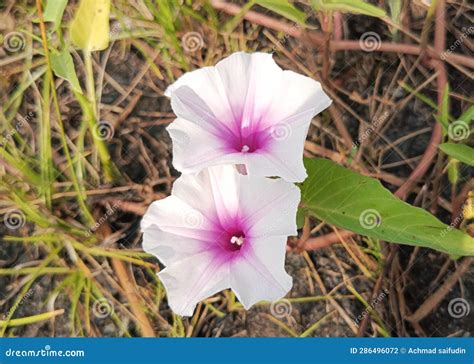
438,83,450,134
51,49,82,93
44,0,68,26
70,0,110,52
388,0,401,24
439,143,474,167
312,0,386,18
388,0,401,38
255,0,306,25
447,159,459,185
459,105,474,126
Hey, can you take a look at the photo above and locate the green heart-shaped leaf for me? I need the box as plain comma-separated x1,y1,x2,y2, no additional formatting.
300,158,474,256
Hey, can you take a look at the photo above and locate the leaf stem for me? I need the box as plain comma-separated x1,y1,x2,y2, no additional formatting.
0,310,65,328
35,0,94,225
83,50,116,181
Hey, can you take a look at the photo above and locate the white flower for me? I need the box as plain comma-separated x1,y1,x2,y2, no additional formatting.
141,165,300,316
165,52,332,182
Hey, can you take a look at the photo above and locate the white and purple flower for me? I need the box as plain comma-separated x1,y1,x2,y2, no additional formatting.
141,165,300,316
165,52,332,182
142,52,331,316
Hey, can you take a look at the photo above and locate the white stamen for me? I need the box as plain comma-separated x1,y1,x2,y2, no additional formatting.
241,145,250,153
230,236,245,246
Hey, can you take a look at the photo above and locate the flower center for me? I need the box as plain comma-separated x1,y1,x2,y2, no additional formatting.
224,230,246,252
226,125,269,154
230,235,245,246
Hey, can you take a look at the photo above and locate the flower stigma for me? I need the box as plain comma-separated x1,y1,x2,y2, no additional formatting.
230,235,245,247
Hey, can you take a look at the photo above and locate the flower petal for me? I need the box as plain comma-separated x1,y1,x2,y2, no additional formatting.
214,52,282,130
165,65,236,135
207,165,241,228
159,251,230,316
141,197,217,266
230,236,292,309
243,134,308,182
169,86,237,139
166,52,282,132
243,70,332,182
239,175,300,238
167,118,240,174
263,70,332,130
142,225,208,266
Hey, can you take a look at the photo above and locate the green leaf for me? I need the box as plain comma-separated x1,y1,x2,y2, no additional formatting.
399,82,438,110
44,0,68,26
312,0,386,18
222,1,256,33
458,105,474,126
387,0,401,38
300,158,474,256
255,0,306,25
388,0,401,24
447,160,459,185
296,208,306,229
70,0,110,52
51,49,82,93
438,83,450,134
439,143,474,166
